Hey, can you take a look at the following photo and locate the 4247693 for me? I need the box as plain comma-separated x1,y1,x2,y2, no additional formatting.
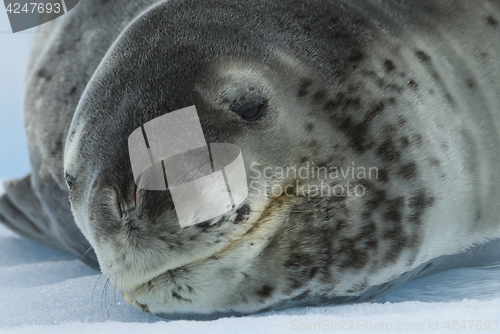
443,320,499,331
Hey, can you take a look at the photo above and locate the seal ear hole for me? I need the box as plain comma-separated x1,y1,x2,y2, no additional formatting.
65,172,75,193
230,100,267,121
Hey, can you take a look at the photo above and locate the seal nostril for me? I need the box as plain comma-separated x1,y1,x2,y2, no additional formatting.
230,100,267,121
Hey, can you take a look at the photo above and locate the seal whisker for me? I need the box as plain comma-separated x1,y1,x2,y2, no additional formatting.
81,246,94,262
112,277,123,318
91,274,103,321
100,277,111,319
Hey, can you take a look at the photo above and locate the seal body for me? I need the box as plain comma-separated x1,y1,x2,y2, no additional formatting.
1,0,500,319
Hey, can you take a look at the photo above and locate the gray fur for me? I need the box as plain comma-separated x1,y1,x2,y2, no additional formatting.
1,0,500,319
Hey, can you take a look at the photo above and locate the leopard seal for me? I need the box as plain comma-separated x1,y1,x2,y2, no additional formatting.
1,0,500,320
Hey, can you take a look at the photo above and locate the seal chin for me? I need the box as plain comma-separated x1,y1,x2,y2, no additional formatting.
103,187,325,316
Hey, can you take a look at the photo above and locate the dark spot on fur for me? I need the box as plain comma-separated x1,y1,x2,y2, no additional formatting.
398,162,418,179
377,139,401,163
408,79,418,89
324,93,345,111
347,97,361,109
335,219,347,231
363,70,404,92
378,169,389,182
285,252,311,269
412,134,423,146
69,86,77,95
408,191,434,210
305,123,314,132
308,140,319,149
407,235,420,249
297,79,312,97
324,99,338,111
256,285,274,299
338,239,369,269
365,189,387,211
486,15,499,27
408,190,434,224
335,101,385,152
284,252,318,291
383,197,404,223
356,221,378,250
324,92,361,113
415,50,431,63
384,124,397,135
347,50,365,63
172,291,186,300
36,68,52,81
309,266,321,279
466,79,475,89
136,302,149,313
197,221,213,228
429,158,440,166
384,59,396,72
347,282,368,294
384,235,408,263
399,136,410,148
387,83,404,92
313,90,326,102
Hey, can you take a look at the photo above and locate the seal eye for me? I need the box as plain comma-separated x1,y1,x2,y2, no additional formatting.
230,100,266,121
65,173,75,192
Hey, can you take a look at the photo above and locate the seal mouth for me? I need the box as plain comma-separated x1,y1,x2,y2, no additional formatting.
128,201,267,288
120,190,299,307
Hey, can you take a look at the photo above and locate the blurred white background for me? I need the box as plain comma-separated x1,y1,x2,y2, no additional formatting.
0,10,34,179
